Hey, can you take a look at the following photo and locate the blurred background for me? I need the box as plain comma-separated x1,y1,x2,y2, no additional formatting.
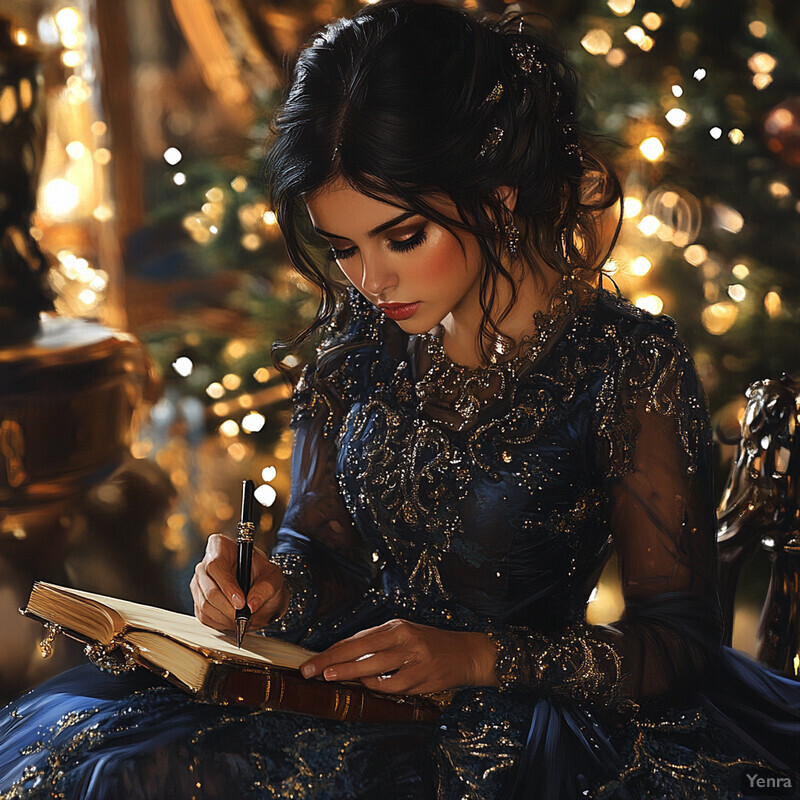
0,0,798,703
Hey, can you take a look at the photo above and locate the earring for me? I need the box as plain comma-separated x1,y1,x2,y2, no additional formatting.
504,222,520,255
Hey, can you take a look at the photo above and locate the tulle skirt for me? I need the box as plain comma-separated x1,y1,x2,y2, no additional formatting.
0,645,798,800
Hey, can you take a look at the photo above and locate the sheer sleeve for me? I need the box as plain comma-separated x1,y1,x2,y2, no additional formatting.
258,346,378,637
483,316,723,722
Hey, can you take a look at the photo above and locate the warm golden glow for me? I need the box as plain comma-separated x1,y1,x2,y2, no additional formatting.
769,181,790,198
728,128,744,145
242,412,266,433
630,256,652,276
206,382,225,399
753,73,773,90
623,196,643,218
764,291,782,318
634,294,663,314
642,12,662,29
665,108,689,127
727,284,746,302
639,136,664,161
219,419,239,437
253,367,271,383
581,29,613,56
701,302,737,334
748,52,776,74
606,48,627,67
749,21,767,38
732,263,749,280
637,215,660,236
683,244,708,265
222,373,242,391
624,25,646,44
607,0,635,15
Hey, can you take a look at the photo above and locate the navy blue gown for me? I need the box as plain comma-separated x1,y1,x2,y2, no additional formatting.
2,280,799,800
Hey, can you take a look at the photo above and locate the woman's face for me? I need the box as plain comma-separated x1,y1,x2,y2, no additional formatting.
304,178,484,335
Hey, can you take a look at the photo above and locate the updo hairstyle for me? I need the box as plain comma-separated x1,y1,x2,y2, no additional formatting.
265,0,623,369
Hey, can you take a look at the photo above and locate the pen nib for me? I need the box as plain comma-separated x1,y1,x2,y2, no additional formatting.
236,617,248,648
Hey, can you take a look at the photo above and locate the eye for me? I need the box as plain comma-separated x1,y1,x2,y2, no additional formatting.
387,226,427,254
324,225,428,263
326,244,357,262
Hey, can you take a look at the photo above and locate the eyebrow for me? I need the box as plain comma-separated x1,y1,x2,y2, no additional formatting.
312,210,416,241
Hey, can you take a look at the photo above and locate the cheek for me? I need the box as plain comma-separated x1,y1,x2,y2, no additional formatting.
413,234,472,288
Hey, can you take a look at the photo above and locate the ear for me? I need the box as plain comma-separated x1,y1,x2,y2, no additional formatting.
494,185,518,216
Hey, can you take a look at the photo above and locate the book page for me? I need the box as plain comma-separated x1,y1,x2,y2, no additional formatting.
39,584,318,669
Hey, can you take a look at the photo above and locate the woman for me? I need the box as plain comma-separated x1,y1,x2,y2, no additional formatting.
2,1,800,798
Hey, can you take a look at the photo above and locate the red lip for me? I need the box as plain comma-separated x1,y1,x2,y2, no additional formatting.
377,301,420,321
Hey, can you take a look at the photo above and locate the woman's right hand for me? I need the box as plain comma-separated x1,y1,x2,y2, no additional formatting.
190,533,291,632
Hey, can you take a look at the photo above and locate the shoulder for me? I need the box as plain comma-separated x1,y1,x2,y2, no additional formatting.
588,288,712,479
589,286,696,379
292,289,397,429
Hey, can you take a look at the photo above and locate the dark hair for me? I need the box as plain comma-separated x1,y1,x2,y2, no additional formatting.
264,0,623,373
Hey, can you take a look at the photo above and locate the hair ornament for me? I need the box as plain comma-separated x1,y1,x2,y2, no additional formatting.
484,80,504,105
479,126,504,158
510,41,544,77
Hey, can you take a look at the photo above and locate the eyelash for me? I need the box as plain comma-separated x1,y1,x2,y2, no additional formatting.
325,226,428,262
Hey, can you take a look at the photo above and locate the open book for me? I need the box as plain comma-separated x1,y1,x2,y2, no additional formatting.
21,582,452,723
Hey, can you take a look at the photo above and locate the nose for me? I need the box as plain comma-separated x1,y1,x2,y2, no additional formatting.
359,253,398,297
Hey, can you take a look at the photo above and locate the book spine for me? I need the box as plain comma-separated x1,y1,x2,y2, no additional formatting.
203,663,442,724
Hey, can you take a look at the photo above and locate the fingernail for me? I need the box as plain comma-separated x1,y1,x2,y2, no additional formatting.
232,593,243,609
323,668,337,680
301,664,315,678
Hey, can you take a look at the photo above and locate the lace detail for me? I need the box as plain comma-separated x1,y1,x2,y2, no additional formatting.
591,293,711,482
483,621,637,722
257,552,317,635
593,706,792,799
414,274,594,432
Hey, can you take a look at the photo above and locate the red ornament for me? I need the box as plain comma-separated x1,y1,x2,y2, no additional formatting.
763,97,800,167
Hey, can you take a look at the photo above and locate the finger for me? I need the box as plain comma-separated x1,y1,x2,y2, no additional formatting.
245,562,284,615
191,572,235,630
194,562,237,619
205,553,247,610
359,669,424,695
300,628,398,678
316,651,407,683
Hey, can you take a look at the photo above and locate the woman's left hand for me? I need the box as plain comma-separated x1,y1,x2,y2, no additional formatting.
298,619,497,695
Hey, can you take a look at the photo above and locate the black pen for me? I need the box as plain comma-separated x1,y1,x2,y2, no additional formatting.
235,479,256,647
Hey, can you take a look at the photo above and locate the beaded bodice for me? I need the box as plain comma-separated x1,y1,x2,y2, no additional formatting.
268,279,719,719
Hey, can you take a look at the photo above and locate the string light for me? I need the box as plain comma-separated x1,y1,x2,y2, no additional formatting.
702,302,737,334
623,196,643,218
637,215,660,236
639,136,664,161
764,291,782,317
242,412,266,433
164,147,183,165
665,108,690,127
728,129,744,145
634,294,664,314
172,357,194,377
727,284,747,302
732,263,749,280
630,256,652,276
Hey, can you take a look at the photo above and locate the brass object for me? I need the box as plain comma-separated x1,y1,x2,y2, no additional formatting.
84,640,137,676
717,374,800,679
38,623,61,659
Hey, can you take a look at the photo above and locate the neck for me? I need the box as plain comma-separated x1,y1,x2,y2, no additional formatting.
435,262,564,369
